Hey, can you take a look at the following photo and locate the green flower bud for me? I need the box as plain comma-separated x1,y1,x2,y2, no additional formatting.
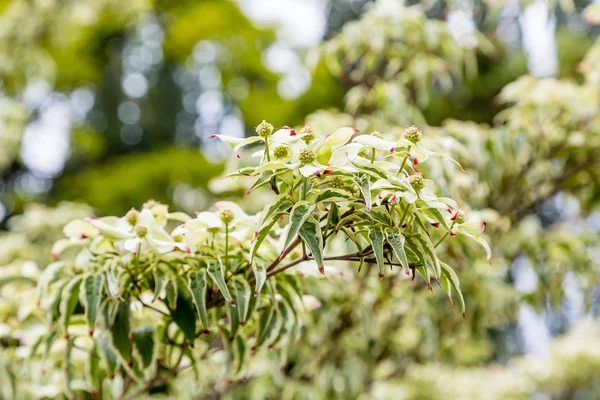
273,144,290,159
256,120,274,137
403,125,422,143
329,176,346,189
135,225,148,238
453,209,466,224
370,130,383,139
408,174,425,191
125,208,139,226
298,148,316,164
219,209,235,224
300,125,316,143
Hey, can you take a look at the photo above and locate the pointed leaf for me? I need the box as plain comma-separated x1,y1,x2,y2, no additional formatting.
207,259,234,305
440,262,466,316
60,276,83,334
298,216,324,274
252,264,267,295
170,284,196,342
110,299,132,362
356,174,372,211
385,228,409,273
282,201,315,251
188,270,210,332
368,226,386,279
81,274,104,334
233,276,252,325
133,326,156,369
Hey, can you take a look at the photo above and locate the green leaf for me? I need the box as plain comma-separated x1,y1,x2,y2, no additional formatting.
110,298,132,362
257,194,294,227
59,276,83,334
385,228,409,274
368,226,386,279
207,259,234,305
298,216,324,274
235,335,246,375
282,201,315,251
440,262,466,317
228,302,240,339
250,211,284,265
133,326,156,369
63,337,74,398
413,232,441,278
170,284,197,343
87,343,101,391
165,278,178,310
347,157,389,180
98,335,118,378
105,270,120,299
218,326,234,374
188,270,210,333
48,278,70,322
356,174,372,211
256,290,276,348
251,264,267,295
36,262,65,304
422,207,451,231
152,268,167,302
365,206,393,226
316,188,353,203
81,274,104,335
233,276,252,325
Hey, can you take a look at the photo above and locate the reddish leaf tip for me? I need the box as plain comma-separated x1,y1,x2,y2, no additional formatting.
378,272,384,280
208,134,217,138
318,266,325,275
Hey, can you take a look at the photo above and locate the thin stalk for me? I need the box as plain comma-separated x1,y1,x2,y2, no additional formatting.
399,203,410,226
396,145,412,176
434,222,455,248
264,137,271,162
371,147,375,164
224,222,229,269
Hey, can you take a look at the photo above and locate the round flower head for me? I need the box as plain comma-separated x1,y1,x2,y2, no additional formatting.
370,130,383,139
173,234,184,242
125,208,139,226
135,225,148,238
256,120,274,137
298,148,316,164
300,125,315,143
273,144,290,159
329,176,346,189
408,174,425,191
218,209,235,224
452,209,466,224
403,125,422,143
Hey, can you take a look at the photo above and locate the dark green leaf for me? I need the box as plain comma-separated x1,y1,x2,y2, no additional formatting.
207,259,234,305
60,276,83,334
282,201,315,251
298,216,324,274
81,274,104,335
170,285,196,343
188,270,209,332
368,226,386,279
133,326,156,369
385,228,409,274
233,277,252,325
110,298,131,362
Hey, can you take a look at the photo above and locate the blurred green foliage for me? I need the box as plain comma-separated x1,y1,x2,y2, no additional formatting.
54,149,222,216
